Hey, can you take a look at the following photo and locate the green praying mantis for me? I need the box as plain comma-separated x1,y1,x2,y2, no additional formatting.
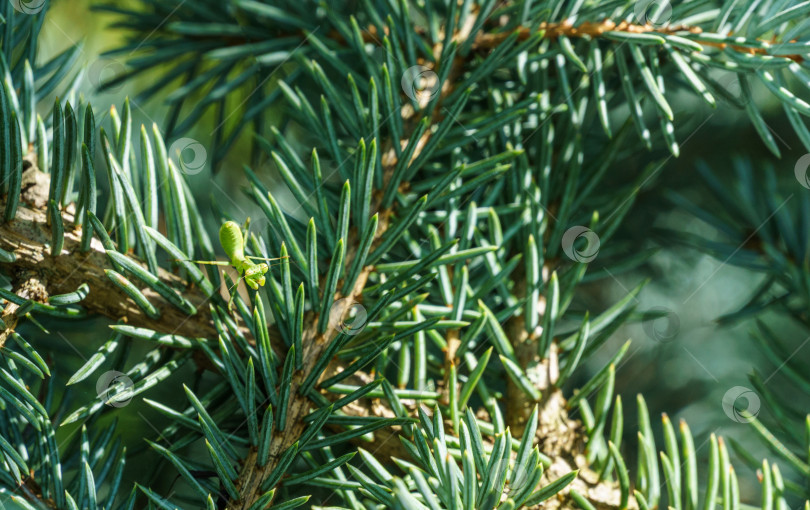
183,219,287,309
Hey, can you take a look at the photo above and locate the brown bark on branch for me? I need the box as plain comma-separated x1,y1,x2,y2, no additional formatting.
0,167,218,347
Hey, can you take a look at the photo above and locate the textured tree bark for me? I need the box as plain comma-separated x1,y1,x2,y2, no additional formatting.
0,166,219,347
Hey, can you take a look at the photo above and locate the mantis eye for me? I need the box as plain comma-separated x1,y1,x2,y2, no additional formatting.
260,263,269,273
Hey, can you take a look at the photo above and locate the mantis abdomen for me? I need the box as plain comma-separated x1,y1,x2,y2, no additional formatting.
219,221,245,263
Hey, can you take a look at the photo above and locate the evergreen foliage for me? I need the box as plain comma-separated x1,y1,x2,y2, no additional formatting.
1,1,810,509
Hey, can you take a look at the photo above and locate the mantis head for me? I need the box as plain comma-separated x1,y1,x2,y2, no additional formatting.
244,263,269,290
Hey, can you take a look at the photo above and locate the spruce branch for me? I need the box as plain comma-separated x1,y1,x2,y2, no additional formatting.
0,163,218,345
225,11,481,509
227,6,643,507
100,0,810,163
3,1,810,508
